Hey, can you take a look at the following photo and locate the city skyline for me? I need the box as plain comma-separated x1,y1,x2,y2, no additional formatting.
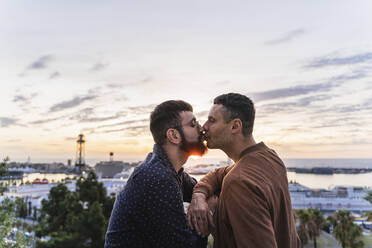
1,1,372,163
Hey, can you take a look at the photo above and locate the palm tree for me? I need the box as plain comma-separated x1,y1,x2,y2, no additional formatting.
296,210,309,248
364,192,372,203
347,224,364,248
362,211,372,221
296,208,324,248
329,209,364,248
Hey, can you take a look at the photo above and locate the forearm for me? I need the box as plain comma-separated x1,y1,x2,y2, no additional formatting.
193,166,232,198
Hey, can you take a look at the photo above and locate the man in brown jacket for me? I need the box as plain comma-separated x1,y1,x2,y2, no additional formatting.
187,93,300,248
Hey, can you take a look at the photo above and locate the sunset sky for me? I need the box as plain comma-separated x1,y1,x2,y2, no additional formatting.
1,1,372,164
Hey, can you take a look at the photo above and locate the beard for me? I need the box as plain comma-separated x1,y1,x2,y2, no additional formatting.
179,130,208,157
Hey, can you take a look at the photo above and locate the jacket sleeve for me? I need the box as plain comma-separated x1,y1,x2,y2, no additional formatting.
193,165,233,198
224,179,278,248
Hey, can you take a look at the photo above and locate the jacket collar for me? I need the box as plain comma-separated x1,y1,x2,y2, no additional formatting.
239,142,267,160
153,144,184,175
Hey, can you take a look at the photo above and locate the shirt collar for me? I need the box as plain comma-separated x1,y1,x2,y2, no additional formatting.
239,142,266,160
153,144,183,175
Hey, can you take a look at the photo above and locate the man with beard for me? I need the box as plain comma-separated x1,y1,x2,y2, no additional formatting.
187,93,300,248
105,100,208,248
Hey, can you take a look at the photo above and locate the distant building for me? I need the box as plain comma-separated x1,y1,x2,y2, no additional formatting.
94,161,139,178
290,182,372,214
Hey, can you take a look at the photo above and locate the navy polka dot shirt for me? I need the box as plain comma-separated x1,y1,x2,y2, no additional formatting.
105,144,206,248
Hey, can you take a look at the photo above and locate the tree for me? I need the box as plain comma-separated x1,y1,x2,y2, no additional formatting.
362,194,372,222
1,157,33,247
362,211,372,221
15,197,28,218
0,157,9,195
0,198,32,248
296,208,324,248
36,171,116,248
364,191,372,203
329,209,364,248
33,206,38,221
35,184,84,247
296,210,309,247
81,201,107,248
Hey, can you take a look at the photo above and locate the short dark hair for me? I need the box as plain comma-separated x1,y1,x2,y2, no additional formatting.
150,100,193,145
214,93,255,136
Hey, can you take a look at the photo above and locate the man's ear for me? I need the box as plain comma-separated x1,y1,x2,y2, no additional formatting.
231,119,242,134
166,128,181,145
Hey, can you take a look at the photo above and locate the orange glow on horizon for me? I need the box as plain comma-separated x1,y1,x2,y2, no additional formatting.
189,155,201,160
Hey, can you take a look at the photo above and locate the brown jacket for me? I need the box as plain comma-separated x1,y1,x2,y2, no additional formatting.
194,142,300,248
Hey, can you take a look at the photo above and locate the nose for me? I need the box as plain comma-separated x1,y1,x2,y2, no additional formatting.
202,122,208,132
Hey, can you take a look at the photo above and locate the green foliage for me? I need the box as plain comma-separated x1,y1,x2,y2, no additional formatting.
329,209,364,248
36,171,116,248
0,198,32,248
1,157,34,247
0,157,9,176
296,208,324,248
1,157,10,195
364,191,372,204
33,206,38,220
15,197,28,218
76,172,106,205
362,211,372,221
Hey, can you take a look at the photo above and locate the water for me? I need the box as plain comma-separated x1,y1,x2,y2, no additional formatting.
190,159,372,190
287,172,372,189
1,173,77,186
283,159,372,169
6,158,372,189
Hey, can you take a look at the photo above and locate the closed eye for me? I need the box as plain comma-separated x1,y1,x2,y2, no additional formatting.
208,117,215,123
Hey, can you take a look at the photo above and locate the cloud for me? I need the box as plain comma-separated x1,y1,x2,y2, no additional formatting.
29,117,62,125
28,55,54,70
141,76,152,84
49,95,97,112
97,118,148,129
255,94,335,118
49,71,61,79
309,97,372,115
331,70,368,82
106,83,123,89
249,82,336,102
91,62,108,71
105,76,153,89
85,118,149,135
127,104,157,115
297,94,332,106
72,113,120,123
309,117,357,129
114,95,129,102
264,28,305,45
306,52,372,68
0,117,18,127
215,80,231,86
13,93,38,104
13,95,27,103
333,102,372,113
67,108,127,123
102,124,148,136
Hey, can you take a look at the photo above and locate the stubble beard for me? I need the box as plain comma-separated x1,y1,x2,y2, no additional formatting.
179,130,208,157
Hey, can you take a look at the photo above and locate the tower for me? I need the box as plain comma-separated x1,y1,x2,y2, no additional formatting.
75,134,86,167
109,152,114,162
